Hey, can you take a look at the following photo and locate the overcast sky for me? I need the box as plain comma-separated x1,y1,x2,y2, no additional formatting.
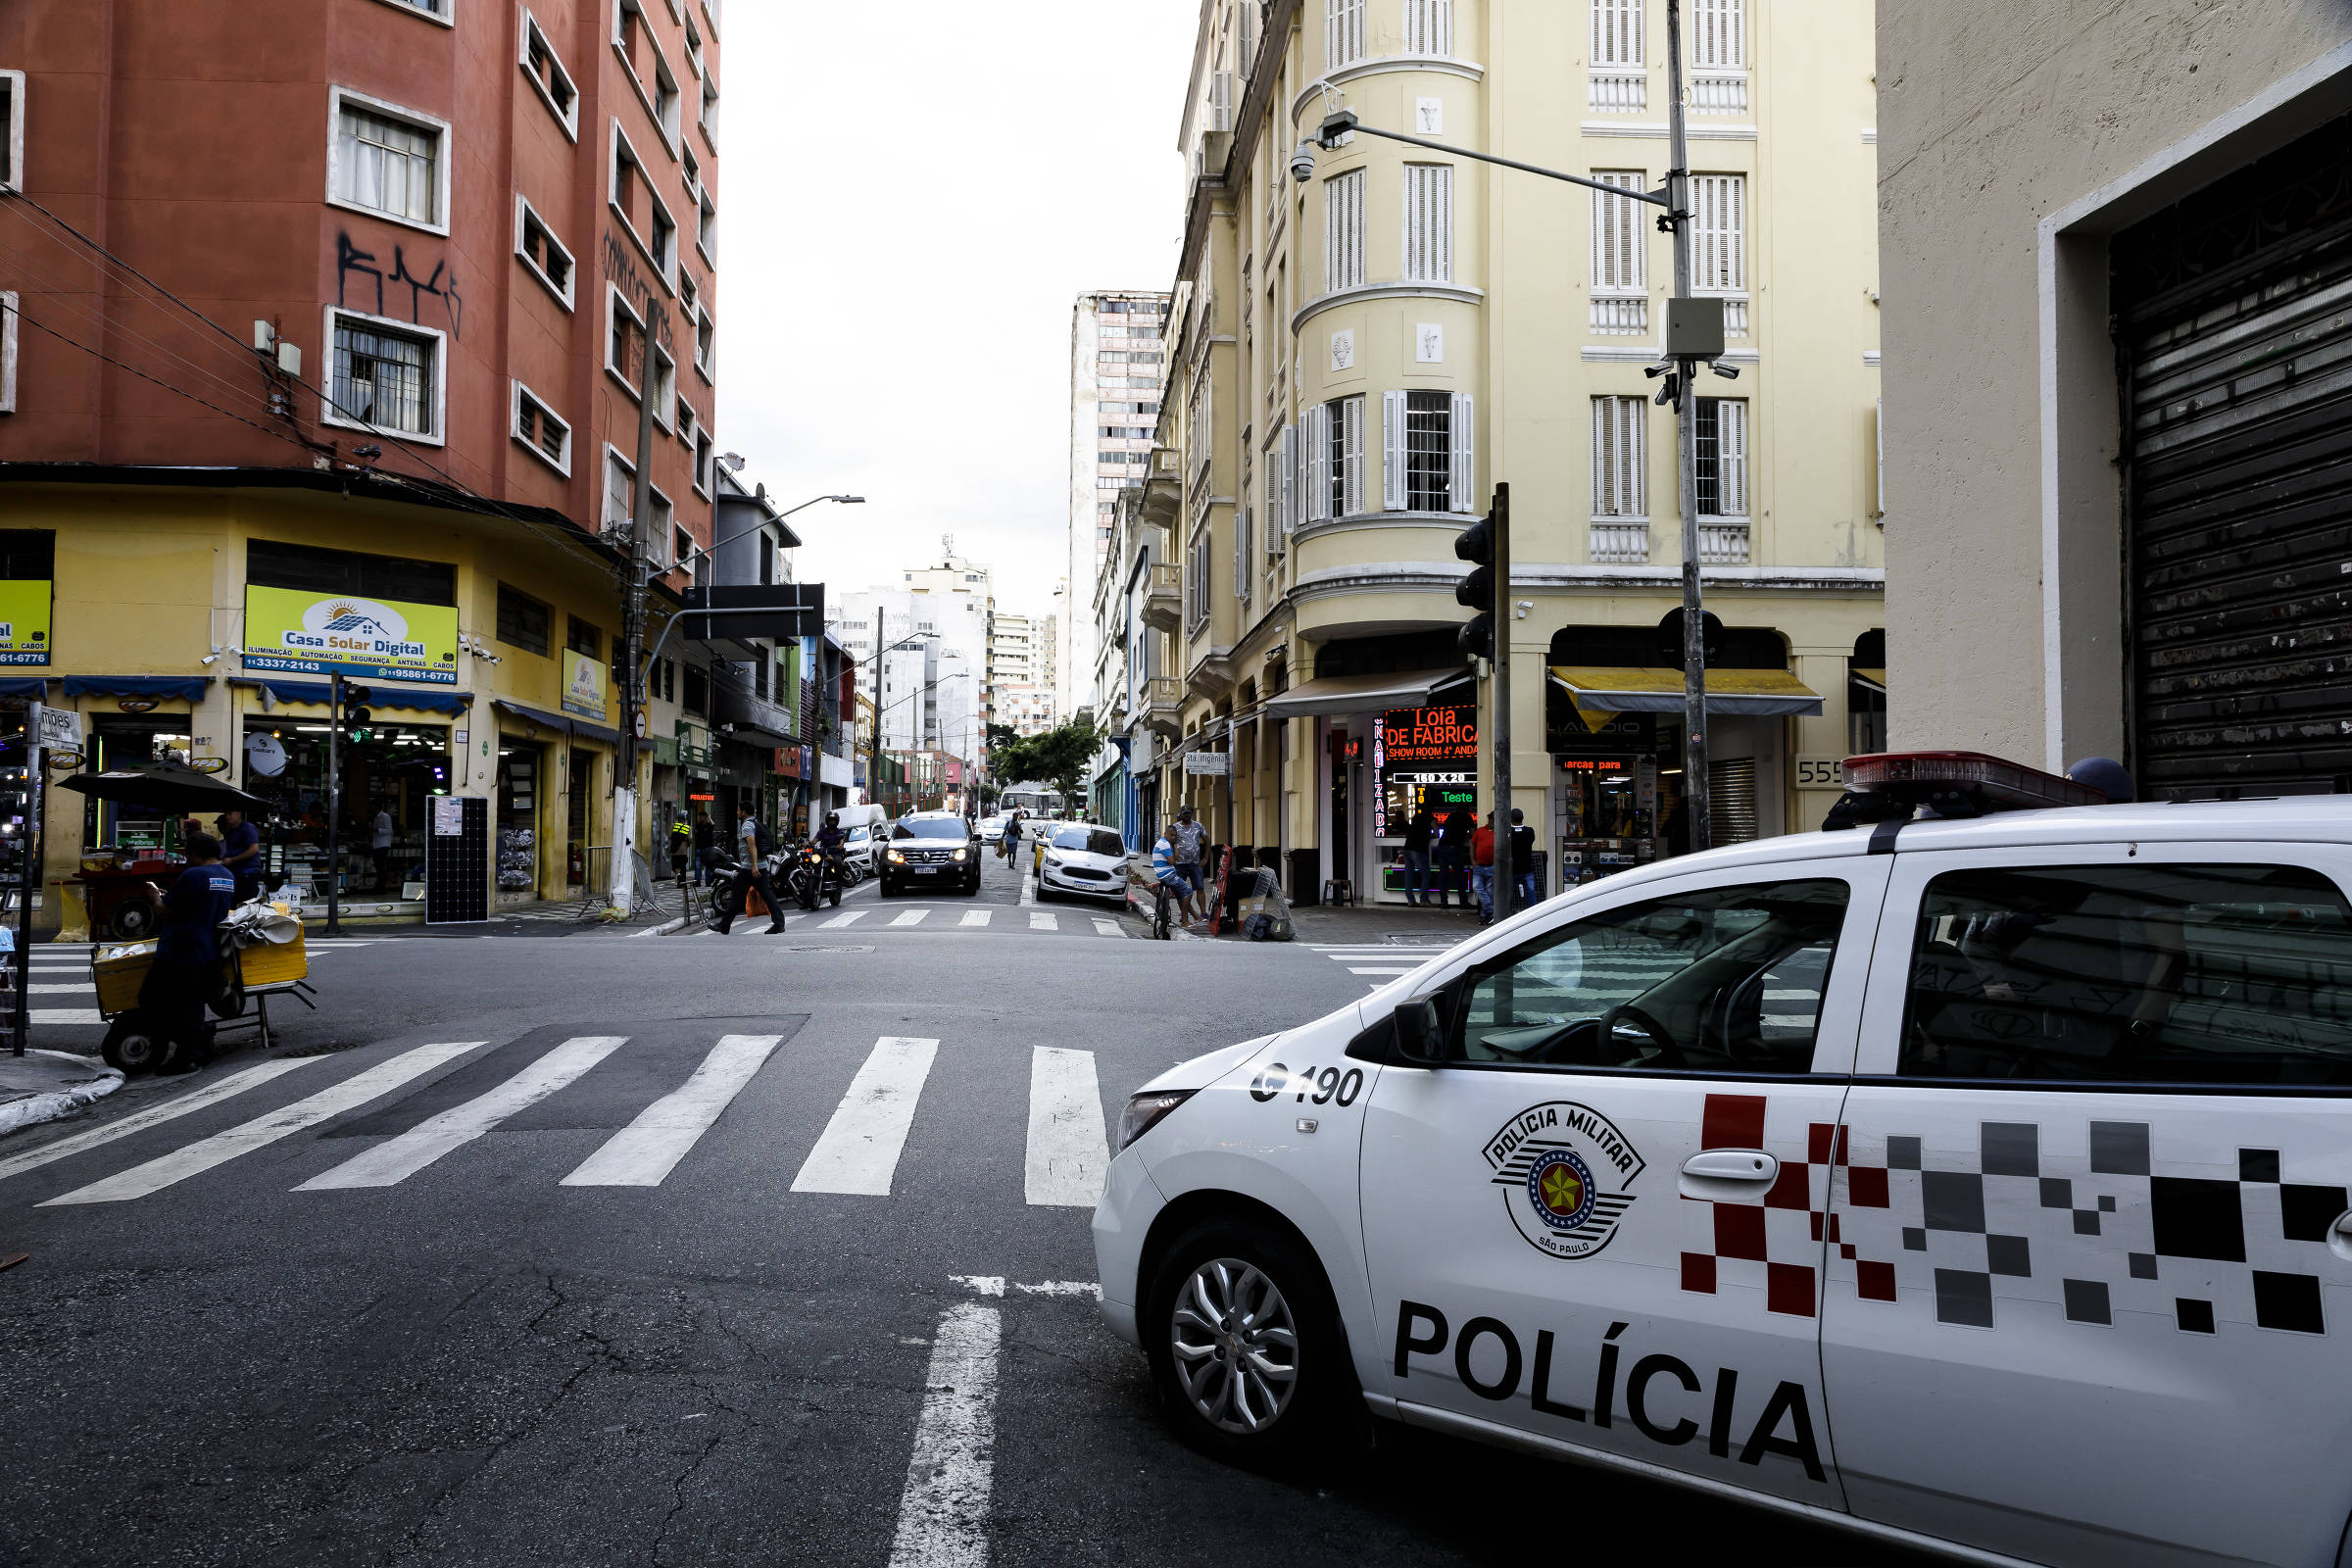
715,3,1200,622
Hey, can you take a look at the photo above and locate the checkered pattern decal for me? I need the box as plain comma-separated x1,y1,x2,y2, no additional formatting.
1678,1093,1899,1319
1679,1096,2343,1337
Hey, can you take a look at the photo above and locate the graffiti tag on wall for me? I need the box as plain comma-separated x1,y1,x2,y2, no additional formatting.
337,233,466,341
602,229,675,354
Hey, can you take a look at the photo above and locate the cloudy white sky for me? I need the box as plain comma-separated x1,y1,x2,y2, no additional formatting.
715,3,1200,622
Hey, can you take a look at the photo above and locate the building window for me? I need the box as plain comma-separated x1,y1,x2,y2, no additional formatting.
1592,0,1644,66
1592,395,1647,562
603,446,637,532
612,0,683,145
1402,164,1452,283
606,284,648,392
497,584,552,657
372,0,451,19
512,382,571,475
1304,395,1363,522
694,306,715,380
651,345,677,429
330,91,448,231
0,71,23,192
674,392,699,446
694,432,714,496
648,486,675,564
567,615,603,660
1233,506,1252,604
1691,172,1747,333
520,11,580,136
610,122,676,280
0,291,16,415
1590,170,1648,334
1692,0,1745,67
1403,0,1453,55
1695,397,1748,516
1324,168,1365,294
697,188,717,266
324,309,441,441
673,526,694,572
1325,0,1365,70
1186,528,1211,632
514,197,576,308
1384,389,1471,513
699,73,719,147
684,662,708,715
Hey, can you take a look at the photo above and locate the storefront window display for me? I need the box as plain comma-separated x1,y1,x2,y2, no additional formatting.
237,715,451,899
497,741,544,898
82,719,195,854
1372,704,1479,901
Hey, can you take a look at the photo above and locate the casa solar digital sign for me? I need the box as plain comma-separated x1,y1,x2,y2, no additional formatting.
1379,705,1479,771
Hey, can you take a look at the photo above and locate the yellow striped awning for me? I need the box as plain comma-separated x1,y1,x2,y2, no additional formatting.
1547,665,1825,718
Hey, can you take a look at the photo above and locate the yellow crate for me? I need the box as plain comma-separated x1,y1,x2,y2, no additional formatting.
235,927,309,990
92,940,158,1015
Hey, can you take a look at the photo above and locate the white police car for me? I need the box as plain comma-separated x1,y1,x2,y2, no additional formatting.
1094,753,2352,1568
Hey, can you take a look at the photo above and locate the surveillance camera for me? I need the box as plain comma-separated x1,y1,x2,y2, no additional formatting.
1291,140,1317,183
1710,361,1740,380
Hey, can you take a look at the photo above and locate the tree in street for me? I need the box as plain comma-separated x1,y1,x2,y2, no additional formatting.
990,716,1102,816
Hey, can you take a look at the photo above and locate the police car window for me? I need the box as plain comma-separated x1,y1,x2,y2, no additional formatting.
1453,879,1849,1074
1900,863,2352,1086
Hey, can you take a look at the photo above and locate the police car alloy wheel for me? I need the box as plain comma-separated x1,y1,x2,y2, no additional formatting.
1145,1216,1349,1464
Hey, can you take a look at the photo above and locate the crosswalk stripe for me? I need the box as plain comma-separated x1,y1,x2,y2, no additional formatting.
887,1300,1000,1568
42,1041,486,1205
28,984,91,994
561,1033,780,1188
0,1057,319,1185
790,1036,938,1196
1028,911,1056,932
295,1035,624,1191
958,908,991,928
32,1010,102,1024
889,909,929,927
1024,1047,1106,1208
822,909,869,928
1091,917,1121,938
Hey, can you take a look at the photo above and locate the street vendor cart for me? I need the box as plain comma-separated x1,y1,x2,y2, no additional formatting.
91,903,316,1072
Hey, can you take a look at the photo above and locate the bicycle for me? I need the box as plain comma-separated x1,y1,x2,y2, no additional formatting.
1150,878,1176,940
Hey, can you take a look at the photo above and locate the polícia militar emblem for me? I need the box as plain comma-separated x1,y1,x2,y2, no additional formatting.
1484,1102,1645,1259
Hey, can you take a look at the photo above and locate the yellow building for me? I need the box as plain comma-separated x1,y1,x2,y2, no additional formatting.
1132,0,1886,903
7,475,667,931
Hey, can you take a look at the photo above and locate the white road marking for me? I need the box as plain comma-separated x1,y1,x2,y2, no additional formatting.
1012,1280,1102,1298
823,909,870,928
950,1273,1006,1298
887,1300,1001,1568
890,908,930,928
27,983,92,993
790,1036,939,1196
31,1010,102,1024
0,1057,319,1185
1027,911,1055,932
42,1042,485,1205
560,1033,781,1187
1091,918,1122,938
1018,872,1036,907
958,908,991,928
1023,1047,1107,1208
296,1035,624,1191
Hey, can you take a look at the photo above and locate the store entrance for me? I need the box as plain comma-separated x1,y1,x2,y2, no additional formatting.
237,715,450,901
82,718,196,857
566,748,593,888
497,739,544,900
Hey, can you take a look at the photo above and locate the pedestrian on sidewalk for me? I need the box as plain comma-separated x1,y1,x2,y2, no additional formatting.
1402,804,1436,906
1510,808,1540,909
370,800,394,891
1166,807,1209,928
1433,808,1470,909
1470,812,1496,924
144,831,236,1075
691,808,716,886
217,808,263,906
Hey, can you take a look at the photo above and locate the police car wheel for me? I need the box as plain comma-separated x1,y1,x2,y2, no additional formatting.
1147,1218,1346,1465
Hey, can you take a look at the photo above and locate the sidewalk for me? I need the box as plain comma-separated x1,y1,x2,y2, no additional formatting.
0,1049,123,1138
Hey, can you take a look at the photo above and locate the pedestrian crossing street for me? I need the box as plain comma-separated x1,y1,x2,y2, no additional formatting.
1309,943,1454,989
0,1030,1111,1211
15,940,384,1026
707,905,1130,938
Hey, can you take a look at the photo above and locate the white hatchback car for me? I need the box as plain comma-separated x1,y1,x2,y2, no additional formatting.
1095,755,2352,1568
1036,823,1130,904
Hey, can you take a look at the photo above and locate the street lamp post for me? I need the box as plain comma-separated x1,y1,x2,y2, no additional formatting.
1296,0,1725,855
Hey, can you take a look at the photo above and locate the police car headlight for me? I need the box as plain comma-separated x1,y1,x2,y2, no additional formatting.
1115,1089,1195,1152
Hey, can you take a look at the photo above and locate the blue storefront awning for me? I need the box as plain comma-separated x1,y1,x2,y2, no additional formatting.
63,675,212,702
492,700,620,747
230,677,473,715
0,677,47,699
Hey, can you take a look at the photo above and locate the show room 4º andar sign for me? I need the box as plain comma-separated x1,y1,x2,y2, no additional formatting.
240,585,460,686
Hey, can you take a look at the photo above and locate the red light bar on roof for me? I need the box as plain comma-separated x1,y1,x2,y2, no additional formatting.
1842,751,2108,814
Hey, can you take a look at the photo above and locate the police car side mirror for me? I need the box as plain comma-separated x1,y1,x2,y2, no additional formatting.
1348,997,1447,1066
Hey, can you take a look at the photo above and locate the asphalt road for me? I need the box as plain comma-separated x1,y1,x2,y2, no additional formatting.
0,852,1928,1567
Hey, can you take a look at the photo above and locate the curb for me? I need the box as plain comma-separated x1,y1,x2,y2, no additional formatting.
0,1058,126,1140
633,914,692,938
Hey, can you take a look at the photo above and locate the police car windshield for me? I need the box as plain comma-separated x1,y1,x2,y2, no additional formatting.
892,818,970,840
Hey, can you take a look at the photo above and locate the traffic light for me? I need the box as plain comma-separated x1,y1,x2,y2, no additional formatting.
342,683,373,731
1454,510,1496,662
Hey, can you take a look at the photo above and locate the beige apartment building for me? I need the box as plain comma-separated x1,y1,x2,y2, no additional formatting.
1115,0,1884,903
1881,4,2352,800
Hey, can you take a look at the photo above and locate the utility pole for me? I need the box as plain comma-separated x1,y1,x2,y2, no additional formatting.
1668,0,1711,854
613,303,664,915
326,670,343,937
1491,482,1514,918
872,607,887,812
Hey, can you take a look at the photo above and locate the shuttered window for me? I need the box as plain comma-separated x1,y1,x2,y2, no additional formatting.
1709,757,1760,845
1304,404,1331,524
1592,0,1643,67
1591,170,1646,292
1279,423,1299,539
1325,169,1366,293
1325,0,1365,69
1592,396,1646,516
1234,507,1252,603
1403,0,1453,55
1690,0,1744,68
1695,398,1748,516
1402,165,1453,283
1691,174,1746,292
1334,395,1364,516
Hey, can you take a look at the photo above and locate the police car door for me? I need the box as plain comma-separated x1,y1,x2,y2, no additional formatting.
1359,858,1887,1506
1822,844,2352,1568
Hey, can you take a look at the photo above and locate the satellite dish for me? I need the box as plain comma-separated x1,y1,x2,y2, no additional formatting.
246,732,287,779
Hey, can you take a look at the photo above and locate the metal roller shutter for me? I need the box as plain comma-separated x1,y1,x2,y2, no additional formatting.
2114,113,2352,799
